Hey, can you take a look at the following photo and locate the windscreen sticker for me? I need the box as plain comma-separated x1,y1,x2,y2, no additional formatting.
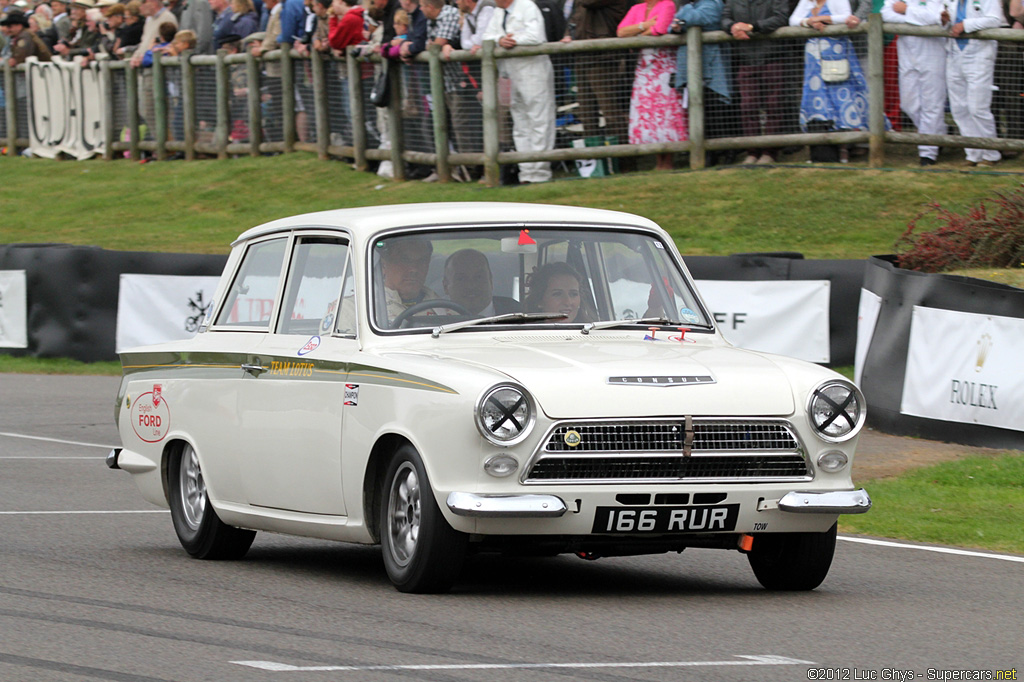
344,384,360,406
679,308,700,324
131,387,170,443
298,335,321,356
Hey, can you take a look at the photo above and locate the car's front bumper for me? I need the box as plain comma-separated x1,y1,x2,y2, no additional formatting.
447,492,568,518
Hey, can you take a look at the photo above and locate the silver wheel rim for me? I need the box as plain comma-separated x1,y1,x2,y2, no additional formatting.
179,445,206,531
387,461,421,568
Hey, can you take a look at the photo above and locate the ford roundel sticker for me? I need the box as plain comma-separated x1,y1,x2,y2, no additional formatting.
298,336,321,356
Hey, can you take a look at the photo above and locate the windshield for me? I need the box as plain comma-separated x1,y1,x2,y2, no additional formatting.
370,227,710,332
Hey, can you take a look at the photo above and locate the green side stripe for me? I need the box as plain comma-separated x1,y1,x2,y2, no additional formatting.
120,352,457,394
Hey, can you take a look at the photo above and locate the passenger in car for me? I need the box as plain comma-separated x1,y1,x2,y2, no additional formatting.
380,237,440,321
442,249,520,317
525,261,594,323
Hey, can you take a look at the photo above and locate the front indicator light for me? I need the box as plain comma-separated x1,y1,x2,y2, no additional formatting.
484,454,519,477
817,450,849,473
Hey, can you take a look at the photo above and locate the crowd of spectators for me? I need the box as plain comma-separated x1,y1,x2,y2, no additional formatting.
0,0,1018,172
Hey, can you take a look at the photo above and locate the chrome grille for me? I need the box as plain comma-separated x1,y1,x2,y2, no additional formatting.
525,419,808,483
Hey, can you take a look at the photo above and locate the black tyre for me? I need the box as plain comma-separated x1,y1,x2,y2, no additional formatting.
747,523,837,591
168,443,256,560
380,445,467,593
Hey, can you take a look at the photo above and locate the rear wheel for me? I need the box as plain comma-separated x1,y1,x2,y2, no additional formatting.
747,523,837,591
380,445,467,593
169,443,256,560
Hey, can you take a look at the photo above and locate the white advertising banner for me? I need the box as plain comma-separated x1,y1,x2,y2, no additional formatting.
854,288,882,386
116,275,221,353
26,57,105,160
695,279,832,364
0,271,28,349
901,306,1024,432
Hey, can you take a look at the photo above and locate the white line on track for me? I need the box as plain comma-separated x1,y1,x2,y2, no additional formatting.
232,654,815,673
0,510,168,515
0,431,117,450
839,535,1024,563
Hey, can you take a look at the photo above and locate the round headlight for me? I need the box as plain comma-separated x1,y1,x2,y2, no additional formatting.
476,384,534,446
807,380,866,443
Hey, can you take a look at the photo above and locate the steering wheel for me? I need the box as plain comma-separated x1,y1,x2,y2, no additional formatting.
391,299,472,328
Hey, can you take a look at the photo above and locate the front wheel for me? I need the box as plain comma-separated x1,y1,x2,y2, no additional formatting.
168,443,256,560
747,523,837,591
380,445,467,593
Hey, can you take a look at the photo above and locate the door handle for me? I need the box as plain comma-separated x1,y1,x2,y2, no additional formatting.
241,362,267,376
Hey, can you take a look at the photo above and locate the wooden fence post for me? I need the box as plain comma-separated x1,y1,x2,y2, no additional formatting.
686,26,704,170
347,48,367,171
480,40,499,187
867,13,885,168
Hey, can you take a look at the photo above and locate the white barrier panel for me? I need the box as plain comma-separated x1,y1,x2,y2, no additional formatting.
116,275,221,353
854,288,882,386
0,271,28,349
27,57,105,160
901,306,1024,433
695,280,831,364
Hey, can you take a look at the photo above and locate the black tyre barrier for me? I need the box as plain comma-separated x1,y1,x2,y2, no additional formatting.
860,255,1024,449
0,244,227,363
1,245,864,365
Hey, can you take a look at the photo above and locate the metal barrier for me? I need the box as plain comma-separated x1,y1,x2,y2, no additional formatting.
3,15,1023,184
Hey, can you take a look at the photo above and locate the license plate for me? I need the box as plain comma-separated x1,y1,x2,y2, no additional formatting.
592,504,740,534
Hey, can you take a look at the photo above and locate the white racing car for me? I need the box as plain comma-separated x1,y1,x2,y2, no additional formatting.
109,202,870,593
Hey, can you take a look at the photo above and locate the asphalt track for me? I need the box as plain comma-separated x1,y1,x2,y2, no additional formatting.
0,373,1020,682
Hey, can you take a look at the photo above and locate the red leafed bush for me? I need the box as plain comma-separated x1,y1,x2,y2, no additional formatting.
896,185,1024,273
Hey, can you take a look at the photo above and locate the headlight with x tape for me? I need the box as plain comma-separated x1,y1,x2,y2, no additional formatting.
476,384,535,446
807,379,867,443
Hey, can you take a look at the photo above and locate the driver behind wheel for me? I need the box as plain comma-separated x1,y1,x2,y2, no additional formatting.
381,237,442,322
442,249,520,317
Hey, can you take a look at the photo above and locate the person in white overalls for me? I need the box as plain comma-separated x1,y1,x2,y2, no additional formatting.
944,0,1006,165
481,0,556,183
882,0,948,165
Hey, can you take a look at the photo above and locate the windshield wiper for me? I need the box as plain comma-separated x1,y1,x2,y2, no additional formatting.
432,312,568,337
580,316,683,334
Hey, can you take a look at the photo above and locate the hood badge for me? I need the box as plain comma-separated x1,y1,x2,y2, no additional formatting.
608,375,715,386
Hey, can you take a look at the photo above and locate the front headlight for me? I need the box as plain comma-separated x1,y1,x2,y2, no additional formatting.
807,380,866,443
476,384,535,446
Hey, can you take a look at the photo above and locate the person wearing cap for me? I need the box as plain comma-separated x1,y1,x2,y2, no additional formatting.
1,9,52,65
54,0,102,58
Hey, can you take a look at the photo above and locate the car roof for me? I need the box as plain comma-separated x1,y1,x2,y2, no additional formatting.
232,202,663,245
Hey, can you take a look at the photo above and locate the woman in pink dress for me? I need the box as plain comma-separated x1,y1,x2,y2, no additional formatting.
617,0,688,170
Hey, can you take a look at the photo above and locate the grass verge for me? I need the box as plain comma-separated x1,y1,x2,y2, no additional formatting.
2,152,1023,259
0,356,122,376
840,453,1024,554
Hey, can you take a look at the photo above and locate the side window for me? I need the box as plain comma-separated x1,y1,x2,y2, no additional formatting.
214,237,287,329
277,237,349,336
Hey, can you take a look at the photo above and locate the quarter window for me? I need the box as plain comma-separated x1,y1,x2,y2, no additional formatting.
215,237,287,329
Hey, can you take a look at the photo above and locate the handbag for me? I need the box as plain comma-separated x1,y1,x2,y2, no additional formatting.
370,63,390,108
821,58,850,83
